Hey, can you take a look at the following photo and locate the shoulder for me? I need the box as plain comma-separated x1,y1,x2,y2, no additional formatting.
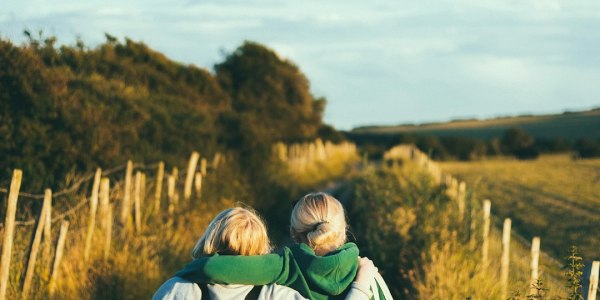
152,277,202,300
259,284,308,300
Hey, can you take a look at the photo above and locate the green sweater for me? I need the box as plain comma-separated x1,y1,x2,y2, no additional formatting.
175,243,360,300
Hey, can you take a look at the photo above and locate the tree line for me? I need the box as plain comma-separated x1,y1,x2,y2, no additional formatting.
346,127,600,161
0,33,337,190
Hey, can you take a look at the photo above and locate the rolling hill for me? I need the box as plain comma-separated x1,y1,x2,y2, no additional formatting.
353,108,600,140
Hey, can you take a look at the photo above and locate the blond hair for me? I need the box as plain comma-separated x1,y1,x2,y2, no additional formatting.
192,207,271,258
290,192,347,255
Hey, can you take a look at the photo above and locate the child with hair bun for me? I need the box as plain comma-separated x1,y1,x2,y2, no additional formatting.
173,193,392,299
153,206,379,300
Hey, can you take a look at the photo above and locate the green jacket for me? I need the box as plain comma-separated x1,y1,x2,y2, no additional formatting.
175,243,360,300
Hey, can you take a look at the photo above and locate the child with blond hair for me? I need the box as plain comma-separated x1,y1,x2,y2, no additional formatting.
153,206,379,300
173,193,392,299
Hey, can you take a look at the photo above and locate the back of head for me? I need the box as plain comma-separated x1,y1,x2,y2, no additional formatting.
290,192,347,255
192,207,271,258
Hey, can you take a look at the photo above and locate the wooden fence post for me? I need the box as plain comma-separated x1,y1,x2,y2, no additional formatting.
21,189,51,299
501,218,512,299
171,167,179,205
184,152,200,201
530,237,541,294
140,172,146,205
194,172,202,198
99,178,110,230
200,158,207,176
120,160,133,224
134,171,142,232
212,152,222,170
481,200,491,267
167,175,175,224
49,221,69,296
154,162,164,213
171,167,179,184
0,169,22,300
84,168,102,262
43,188,53,262
104,205,114,261
588,261,599,300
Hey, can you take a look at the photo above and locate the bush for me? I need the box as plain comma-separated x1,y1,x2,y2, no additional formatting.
501,127,539,160
574,139,600,158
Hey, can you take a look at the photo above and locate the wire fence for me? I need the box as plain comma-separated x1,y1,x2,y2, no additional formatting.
0,162,162,228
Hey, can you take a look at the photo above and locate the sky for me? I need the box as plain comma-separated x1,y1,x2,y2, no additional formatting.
1,0,600,129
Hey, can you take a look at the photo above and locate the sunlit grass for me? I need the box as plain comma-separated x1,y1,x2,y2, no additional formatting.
351,154,568,300
274,140,360,187
440,154,600,260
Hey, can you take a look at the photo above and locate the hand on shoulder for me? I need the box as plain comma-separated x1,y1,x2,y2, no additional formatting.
356,257,378,284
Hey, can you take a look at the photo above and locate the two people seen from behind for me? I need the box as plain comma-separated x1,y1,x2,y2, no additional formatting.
153,192,393,300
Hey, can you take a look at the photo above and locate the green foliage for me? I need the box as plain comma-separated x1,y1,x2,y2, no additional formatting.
346,132,493,161
212,41,327,181
574,138,600,158
501,127,539,160
348,165,451,299
349,110,600,161
0,36,339,192
215,41,324,145
528,280,550,299
506,246,587,300
352,109,600,142
564,246,584,300
317,124,346,143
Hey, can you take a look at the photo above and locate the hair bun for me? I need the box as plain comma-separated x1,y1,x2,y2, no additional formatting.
312,221,329,232
306,221,336,248
290,192,347,255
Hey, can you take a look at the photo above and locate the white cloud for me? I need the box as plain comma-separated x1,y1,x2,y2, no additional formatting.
1,0,600,129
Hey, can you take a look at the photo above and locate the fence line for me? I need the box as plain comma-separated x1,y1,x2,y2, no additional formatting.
0,170,22,300
0,151,221,299
383,143,591,298
48,220,69,295
0,162,160,200
1,162,163,228
20,189,51,299
501,218,512,299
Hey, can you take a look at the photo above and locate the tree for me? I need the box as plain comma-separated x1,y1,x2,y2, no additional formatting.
501,127,539,159
215,41,324,146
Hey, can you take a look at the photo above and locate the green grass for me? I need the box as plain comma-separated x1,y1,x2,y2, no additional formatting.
440,154,600,261
353,109,600,141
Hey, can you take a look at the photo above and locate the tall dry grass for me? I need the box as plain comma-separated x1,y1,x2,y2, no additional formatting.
2,141,362,299
273,139,359,187
440,154,600,260
349,157,567,300
2,160,247,299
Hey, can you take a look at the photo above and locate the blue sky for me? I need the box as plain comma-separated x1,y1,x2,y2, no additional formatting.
2,0,599,129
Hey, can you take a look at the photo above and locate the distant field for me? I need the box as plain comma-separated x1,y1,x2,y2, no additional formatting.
440,154,600,260
353,109,600,140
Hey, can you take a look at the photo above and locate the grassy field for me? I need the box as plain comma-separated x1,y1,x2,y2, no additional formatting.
353,108,600,140
440,154,600,261
347,162,566,300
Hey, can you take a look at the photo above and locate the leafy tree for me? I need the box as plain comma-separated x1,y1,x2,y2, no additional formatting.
0,36,330,189
501,127,539,159
215,41,324,146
